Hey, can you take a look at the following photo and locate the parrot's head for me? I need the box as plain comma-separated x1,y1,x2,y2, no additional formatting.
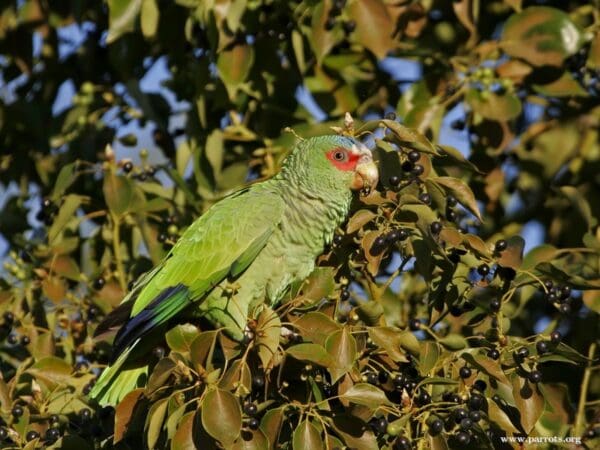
282,135,379,194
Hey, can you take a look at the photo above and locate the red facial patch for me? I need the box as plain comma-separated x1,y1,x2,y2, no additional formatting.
325,147,360,171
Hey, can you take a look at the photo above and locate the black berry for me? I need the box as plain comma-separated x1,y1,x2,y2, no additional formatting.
340,289,350,301
453,408,468,423
473,380,487,392
495,239,508,252
477,264,489,276
455,431,471,444
92,277,105,290
248,417,260,430
79,408,92,421
26,431,40,442
370,236,387,256
252,374,265,389
123,161,133,173
490,299,501,312
409,318,421,331
45,427,61,442
459,367,472,379
407,150,420,163
243,402,258,416
365,371,379,384
550,331,562,345
487,348,500,360
468,393,484,410
371,417,387,434
419,193,431,204
396,436,411,449
460,418,473,430
429,419,444,436
529,370,542,383
430,221,442,235
536,341,549,354
515,347,529,362
411,164,424,176
389,175,401,187
3,312,14,324
469,410,481,422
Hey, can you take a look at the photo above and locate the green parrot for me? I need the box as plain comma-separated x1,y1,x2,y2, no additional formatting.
89,135,378,406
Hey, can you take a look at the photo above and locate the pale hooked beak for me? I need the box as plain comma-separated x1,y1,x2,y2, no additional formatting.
350,143,379,192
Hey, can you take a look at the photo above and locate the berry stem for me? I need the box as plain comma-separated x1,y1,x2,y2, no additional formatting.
111,214,127,292
574,342,597,437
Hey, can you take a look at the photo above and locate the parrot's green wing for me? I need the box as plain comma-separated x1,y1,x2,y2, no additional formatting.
111,187,285,354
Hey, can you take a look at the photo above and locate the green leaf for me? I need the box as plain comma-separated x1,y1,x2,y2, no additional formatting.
461,351,510,386
172,412,201,450
501,6,584,67
381,119,437,154
419,341,440,375
201,388,242,446
438,334,468,351
293,420,323,450
51,162,79,201
231,429,270,450
299,267,336,303
292,312,340,346
309,1,338,64
397,331,421,356
256,307,281,369
347,209,377,234
103,171,136,217
325,327,357,382
114,389,144,443
217,44,254,94
146,397,168,449
286,343,334,368
260,407,284,448
559,186,596,230
496,236,525,270
26,357,72,388
432,177,483,222
190,331,219,371
48,194,83,243
107,0,142,44
348,0,395,59
465,89,522,121
166,323,200,353
511,372,544,433
219,359,251,394
340,383,392,409
146,358,177,395
331,414,379,450
533,71,588,97
368,327,410,363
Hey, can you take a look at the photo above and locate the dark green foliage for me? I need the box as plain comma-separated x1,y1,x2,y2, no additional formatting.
1,0,600,449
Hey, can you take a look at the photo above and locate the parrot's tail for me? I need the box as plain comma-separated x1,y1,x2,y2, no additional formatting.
89,340,148,406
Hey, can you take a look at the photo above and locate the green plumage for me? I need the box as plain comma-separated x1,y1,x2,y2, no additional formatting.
90,135,375,405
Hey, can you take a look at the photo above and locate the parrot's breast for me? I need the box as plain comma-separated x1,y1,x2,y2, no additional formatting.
243,185,352,309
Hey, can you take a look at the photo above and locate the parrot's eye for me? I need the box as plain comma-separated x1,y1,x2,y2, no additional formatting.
333,150,347,161
326,147,359,171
